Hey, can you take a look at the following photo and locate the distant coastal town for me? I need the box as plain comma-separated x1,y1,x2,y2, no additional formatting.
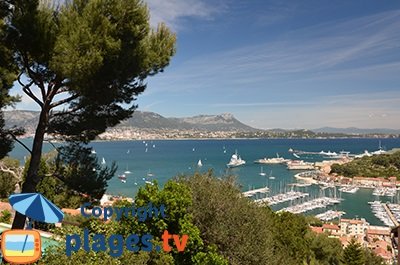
96,128,400,141
5,110,400,141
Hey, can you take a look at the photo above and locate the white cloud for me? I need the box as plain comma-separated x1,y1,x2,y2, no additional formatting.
144,0,221,30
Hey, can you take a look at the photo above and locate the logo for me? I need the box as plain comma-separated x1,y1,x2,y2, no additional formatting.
1,230,42,264
64,203,189,257
3,193,64,264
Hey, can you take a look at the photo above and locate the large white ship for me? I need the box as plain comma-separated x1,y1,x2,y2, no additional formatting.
254,153,289,164
227,151,246,168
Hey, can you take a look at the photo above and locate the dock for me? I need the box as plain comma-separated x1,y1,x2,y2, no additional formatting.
242,186,269,197
278,197,341,214
254,191,309,205
383,204,399,227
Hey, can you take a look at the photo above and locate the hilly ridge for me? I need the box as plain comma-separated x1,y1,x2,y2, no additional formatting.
4,110,257,133
4,110,399,137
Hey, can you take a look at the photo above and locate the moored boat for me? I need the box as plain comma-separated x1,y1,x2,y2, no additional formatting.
227,151,246,168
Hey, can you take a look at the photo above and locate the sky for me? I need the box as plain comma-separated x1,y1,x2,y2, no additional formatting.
10,0,400,129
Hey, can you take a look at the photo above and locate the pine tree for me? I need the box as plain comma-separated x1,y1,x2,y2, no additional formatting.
3,0,176,229
342,238,366,265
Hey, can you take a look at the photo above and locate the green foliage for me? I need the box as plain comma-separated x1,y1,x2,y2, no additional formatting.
55,142,116,200
363,248,386,265
32,172,351,264
305,215,323,227
5,0,175,229
23,145,114,208
0,209,11,223
5,0,176,142
183,172,278,265
271,211,311,264
114,180,206,264
192,246,229,265
0,157,19,198
62,213,88,227
307,232,343,265
331,151,400,179
341,238,366,265
0,1,21,159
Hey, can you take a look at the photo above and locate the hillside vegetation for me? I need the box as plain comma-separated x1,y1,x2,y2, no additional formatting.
331,151,400,179
38,172,384,265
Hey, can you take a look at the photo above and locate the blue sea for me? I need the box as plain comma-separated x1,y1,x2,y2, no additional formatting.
9,138,400,225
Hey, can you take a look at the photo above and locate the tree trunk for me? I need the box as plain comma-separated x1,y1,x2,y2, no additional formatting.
11,108,49,229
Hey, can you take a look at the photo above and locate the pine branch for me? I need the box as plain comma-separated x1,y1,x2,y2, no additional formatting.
9,132,32,155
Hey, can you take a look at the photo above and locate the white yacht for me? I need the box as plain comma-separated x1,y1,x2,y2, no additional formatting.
254,153,288,164
325,151,338,156
227,151,246,168
147,170,154,177
197,159,203,167
101,157,106,165
372,140,387,155
355,150,372,158
372,149,387,155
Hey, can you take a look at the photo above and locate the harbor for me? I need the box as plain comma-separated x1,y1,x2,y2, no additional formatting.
242,186,269,197
278,197,342,214
8,137,400,226
315,210,346,221
254,191,309,205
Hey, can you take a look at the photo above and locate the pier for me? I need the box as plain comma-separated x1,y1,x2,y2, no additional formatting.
254,191,309,205
242,186,269,197
278,197,341,214
383,204,399,227
315,210,345,221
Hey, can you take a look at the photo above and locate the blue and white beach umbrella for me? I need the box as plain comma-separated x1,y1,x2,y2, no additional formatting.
9,193,64,223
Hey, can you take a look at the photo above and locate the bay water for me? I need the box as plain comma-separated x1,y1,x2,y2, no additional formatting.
9,138,400,225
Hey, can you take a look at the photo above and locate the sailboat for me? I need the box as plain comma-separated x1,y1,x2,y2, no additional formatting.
123,162,132,174
268,170,275,180
101,157,106,165
259,166,266,176
372,140,386,155
197,159,203,167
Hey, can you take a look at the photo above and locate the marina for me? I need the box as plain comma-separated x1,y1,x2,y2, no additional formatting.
369,201,397,227
339,186,359,194
372,187,397,197
242,186,269,197
315,210,346,221
279,197,341,214
254,191,309,205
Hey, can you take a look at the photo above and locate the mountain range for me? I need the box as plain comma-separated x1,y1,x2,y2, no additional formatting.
3,110,257,133
4,110,399,135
